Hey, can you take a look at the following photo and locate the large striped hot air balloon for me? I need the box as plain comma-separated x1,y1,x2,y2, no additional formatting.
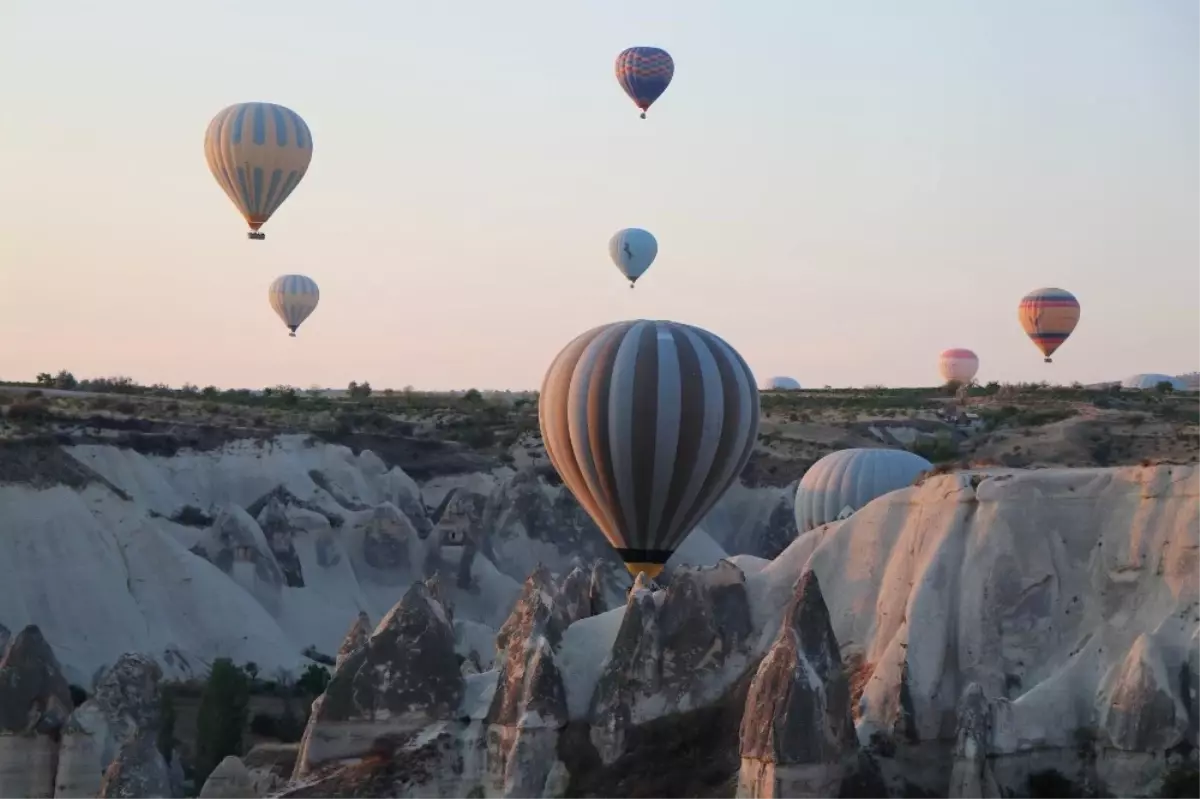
1018,288,1080,363
204,102,313,240
615,47,675,119
539,319,760,579
268,275,319,337
608,228,658,287
938,348,979,384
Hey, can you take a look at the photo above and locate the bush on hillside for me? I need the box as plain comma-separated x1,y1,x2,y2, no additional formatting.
194,658,250,787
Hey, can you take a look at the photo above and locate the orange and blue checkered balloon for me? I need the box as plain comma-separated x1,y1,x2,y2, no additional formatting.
615,47,675,119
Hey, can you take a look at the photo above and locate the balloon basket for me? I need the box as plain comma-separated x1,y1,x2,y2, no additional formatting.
248,231,265,241
288,332,297,338
1044,358,1052,363
639,112,646,119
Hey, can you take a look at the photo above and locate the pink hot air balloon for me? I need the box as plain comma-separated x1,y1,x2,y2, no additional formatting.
938,348,979,384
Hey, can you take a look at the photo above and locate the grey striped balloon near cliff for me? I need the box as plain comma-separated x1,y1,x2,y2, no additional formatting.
538,319,760,580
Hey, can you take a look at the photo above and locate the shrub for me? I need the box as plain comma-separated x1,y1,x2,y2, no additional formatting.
1161,764,1199,798
194,658,250,787
6,399,51,423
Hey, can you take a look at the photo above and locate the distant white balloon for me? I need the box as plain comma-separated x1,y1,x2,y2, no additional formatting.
1121,373,1185,391
268,274,319,337
794,448,932,532
766,376,802,391
938,348,979,384
608,228,658,287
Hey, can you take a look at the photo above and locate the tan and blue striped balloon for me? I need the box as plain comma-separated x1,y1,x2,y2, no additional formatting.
268,275,319,337
1018,287,1080,363
204,102,313,240
539,319,760,579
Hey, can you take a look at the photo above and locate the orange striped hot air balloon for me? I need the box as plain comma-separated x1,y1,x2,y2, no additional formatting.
1018,288,1080,363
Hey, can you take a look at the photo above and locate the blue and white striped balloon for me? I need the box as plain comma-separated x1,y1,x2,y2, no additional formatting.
608,228,659,287
268,275,319,337
204,102,314,240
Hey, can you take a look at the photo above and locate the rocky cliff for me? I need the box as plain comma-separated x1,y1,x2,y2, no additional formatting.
0,432,1196,797
0,435,758,688
277,463,1198,798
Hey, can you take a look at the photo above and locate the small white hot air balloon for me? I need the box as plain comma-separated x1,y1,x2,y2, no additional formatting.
1121,373,1185,391
608,228,658,287
938,348,979,384
766,376,802,391
268,275,319,337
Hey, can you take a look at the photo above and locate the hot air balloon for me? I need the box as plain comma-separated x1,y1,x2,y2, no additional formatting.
608,228,658,287
204,102,313,240
1121,373,1185,391
938,349,979,384
615,47,675,119
794,448,932,533
539,319,760,579
1019,288,1079,363
268,275,319,337
766,376,802,391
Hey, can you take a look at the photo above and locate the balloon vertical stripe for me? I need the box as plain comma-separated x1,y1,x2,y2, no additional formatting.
539,319,759,578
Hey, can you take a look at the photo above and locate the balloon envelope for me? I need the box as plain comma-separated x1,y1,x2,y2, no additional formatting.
608,228,658,284
795,448,932,533
766,376,802,391
539,319,760,579
204,102,313,236
615,47,675,117
268,274,319,335
1019,288,1079,362
1121,373,1185,391
938,349,979,384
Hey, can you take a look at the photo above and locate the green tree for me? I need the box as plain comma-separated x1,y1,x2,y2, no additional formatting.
1155,380,1175,395
195,658,250,786
157,687,177,764
297,663,331,697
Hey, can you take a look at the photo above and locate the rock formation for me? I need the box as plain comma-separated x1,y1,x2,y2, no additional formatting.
589,561,755,767
737,571,859,798
0,626,74,798
293,581,463,777
198,755,257,798
334,612,371,669
0,430,1196,797
947,683,1000,799
55,652,166,798
96,732,170,798
484,565,594,797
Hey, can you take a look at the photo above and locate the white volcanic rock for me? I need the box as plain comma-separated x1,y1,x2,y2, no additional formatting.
744,464,1199,796
198,755,257,798
0,436,524,686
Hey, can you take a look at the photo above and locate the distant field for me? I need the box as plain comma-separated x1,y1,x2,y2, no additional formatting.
0,374,1196,484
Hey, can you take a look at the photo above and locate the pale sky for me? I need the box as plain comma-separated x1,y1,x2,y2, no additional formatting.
1,1,1196,391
